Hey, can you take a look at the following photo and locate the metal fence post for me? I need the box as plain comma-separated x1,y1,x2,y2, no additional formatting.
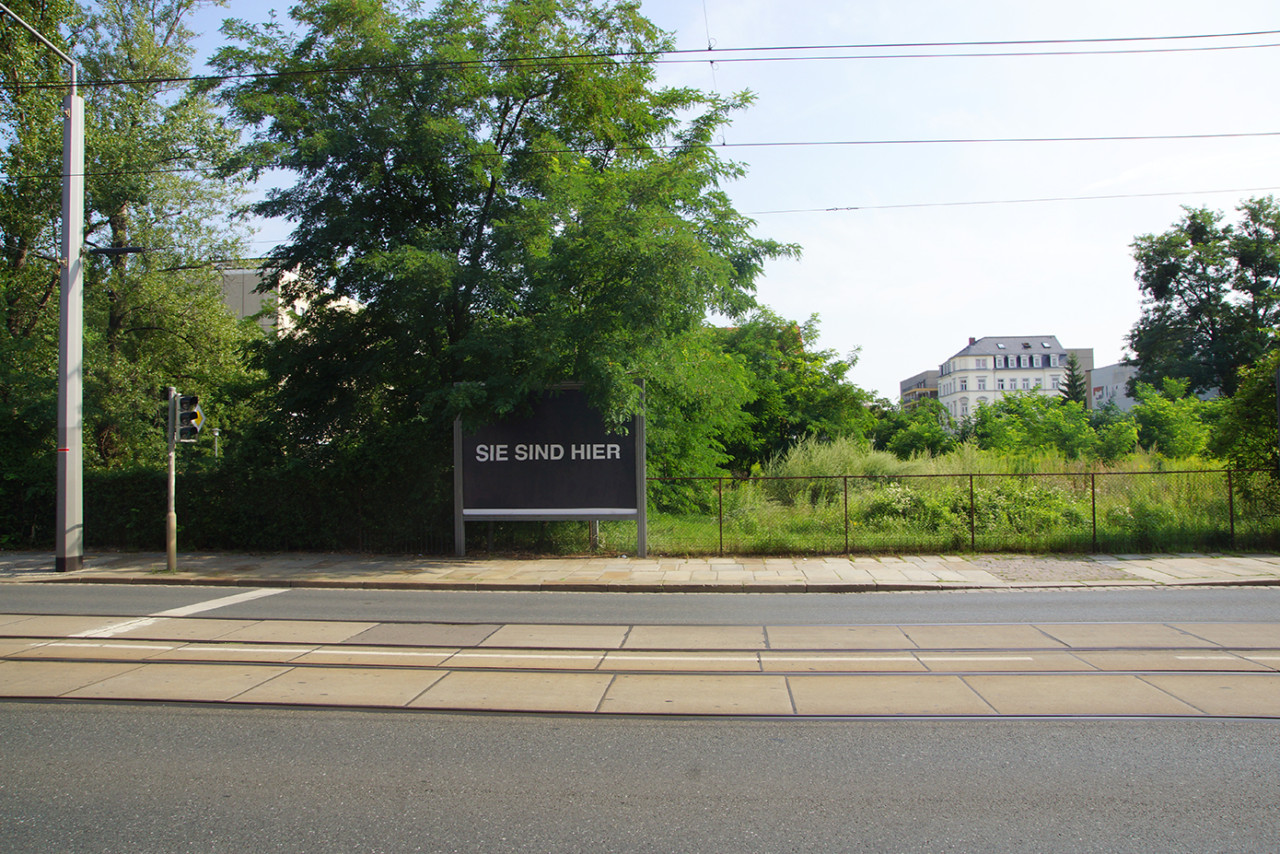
969,474,976,551
1227,469,1236,548
1091,472,1098,552
843,476,849,554
717,477,724,556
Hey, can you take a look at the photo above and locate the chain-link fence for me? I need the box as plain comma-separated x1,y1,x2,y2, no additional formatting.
646,468,1280,555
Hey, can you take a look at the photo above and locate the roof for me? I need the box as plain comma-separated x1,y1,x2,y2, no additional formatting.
946,335,1064,360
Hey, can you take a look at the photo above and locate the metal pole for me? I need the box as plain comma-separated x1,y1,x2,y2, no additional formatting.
166,388,177,572
1,4,86,572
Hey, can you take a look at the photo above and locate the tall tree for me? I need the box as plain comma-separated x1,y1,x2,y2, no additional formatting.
1128,198,1280,396
714,308,874,471
1059,352,1088,405
210,0,793,445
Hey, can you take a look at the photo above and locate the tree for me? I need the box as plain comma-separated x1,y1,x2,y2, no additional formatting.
873,398,956,460
1210,349,1280,470
1131,378,1209,459
210,0,793,449
1059,352,1088,405
713,309,874,471
971,392,1097,460
1128,198,1280,396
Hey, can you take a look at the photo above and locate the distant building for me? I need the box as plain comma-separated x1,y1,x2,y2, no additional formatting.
935,335,1094,421
219,264,290,334
899,370,939,407
1089,362,1138,412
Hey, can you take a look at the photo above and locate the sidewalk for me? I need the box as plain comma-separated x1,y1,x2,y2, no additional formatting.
4,550,1280,591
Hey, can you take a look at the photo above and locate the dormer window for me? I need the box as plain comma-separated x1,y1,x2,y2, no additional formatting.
996,343,1006,349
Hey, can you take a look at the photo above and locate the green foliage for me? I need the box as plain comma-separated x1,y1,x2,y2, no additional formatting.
970,392,1097,460
1212,349,1280,471
1131,378,1210,459
1059,352,1088,404
1128,197,1280,396
211,0,793,445
714,309,874,471
873,398,957,460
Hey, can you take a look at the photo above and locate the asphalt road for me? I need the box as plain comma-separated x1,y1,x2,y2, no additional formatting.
5,583,1280,624
2,702,1277,854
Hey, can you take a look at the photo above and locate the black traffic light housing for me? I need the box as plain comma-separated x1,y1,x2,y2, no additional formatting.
176,394,201,442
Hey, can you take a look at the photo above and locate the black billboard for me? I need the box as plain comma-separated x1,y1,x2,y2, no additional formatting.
453,386,646,555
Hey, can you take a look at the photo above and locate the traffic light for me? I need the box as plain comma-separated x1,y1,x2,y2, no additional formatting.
177,394,203,442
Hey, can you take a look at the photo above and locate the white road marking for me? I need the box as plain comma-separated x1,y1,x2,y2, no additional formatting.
68,588,286,638
152,588,285,617
44,641,178,651
916,656,1035,662
449,652,603,661
759,655,917,662
1175,655,1240,660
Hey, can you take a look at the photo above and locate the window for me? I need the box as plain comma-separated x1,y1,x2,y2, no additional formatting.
1049,354,1059,368
1018,355,1028,368
997,378,1006,390
996,343,1006,349
959,378,968,391
1034,378,1043,388
1050,375,1060,389
975,357,987,369
1030,354,1040,368
1041,341,1051,348
1021,378,1030,390
977,376,987,390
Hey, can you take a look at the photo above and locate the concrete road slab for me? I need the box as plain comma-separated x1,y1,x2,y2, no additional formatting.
232,666,446,707
480,624,629,649
1035,623,1218,649
901,624,1066,649
216,620,377,644
764,626,914,650
0,614,42,629
623,625,767,650
294,646,458,667
17,639,180,661
63,662,291,702
150,642,317,664
0,638,47,657
0,615,141,637
1072,650,1270,672
0,660,142,696
599,673,793,715
111,617,258,641
343,623,499,647
788,674,995,716
915,652,1094,672
602,651,762,672
965,674,1203,715
1142,673,1280,716
444,649,605,670
759,652,921,673
410,670,612,712
1173,623,1280,647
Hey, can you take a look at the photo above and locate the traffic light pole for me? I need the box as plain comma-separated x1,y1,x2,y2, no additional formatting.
166,386,178,572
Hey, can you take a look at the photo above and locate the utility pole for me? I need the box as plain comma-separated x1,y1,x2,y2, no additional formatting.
0,4,85,572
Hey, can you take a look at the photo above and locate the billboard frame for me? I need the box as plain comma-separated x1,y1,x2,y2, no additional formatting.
454,384,646,557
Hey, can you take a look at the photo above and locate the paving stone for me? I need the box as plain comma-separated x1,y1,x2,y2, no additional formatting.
216,620,377,644
915,651,1094,672
63,662,290,702
1034,623,1218,649
599,673,793,715
788,674,994,715
760,652,922,673
111,617,259,641
1142,673,1280,715
765,625,913,650
18,638,182,661
1172,623,1280,647
602,650,761,672
233,666,446,706
965,673,1203,715
0,659,143,696
480,624,628,649
344,623,500,647
444,648,605,670
902,624,1066,650
623,625,766,650
293,646,458,667
410,670,612,712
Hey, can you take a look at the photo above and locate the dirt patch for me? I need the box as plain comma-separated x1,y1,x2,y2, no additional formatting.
966,556,1139,583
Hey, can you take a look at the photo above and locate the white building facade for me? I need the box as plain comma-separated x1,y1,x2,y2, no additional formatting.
937,336,1093,421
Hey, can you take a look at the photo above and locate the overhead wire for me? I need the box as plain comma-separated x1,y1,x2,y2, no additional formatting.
2,27,1280,92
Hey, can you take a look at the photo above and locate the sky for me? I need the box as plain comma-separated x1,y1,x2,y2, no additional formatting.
190,0,1280,400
